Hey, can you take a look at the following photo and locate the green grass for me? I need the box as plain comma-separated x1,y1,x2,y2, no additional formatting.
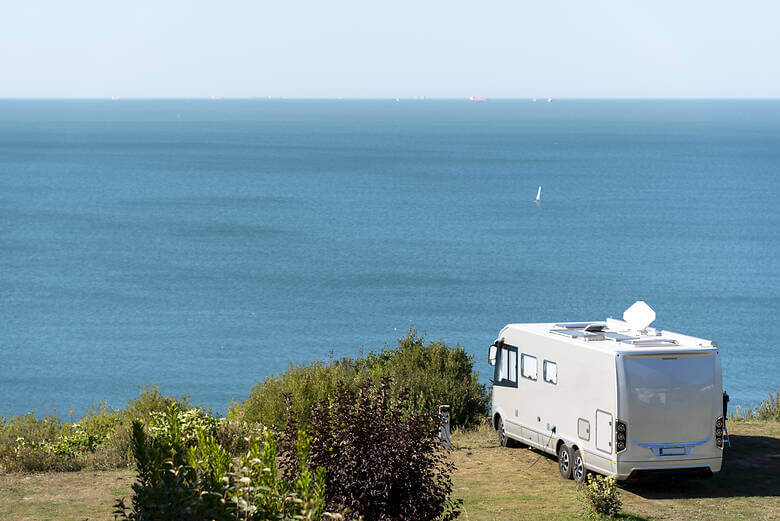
452,420,780,521
1,422,778,520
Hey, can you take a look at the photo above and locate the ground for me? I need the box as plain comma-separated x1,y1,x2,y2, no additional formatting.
0,422,777,521
452,421,780,521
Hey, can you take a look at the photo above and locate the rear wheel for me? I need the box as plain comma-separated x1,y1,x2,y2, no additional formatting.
572,448,588,484
558,444,572,479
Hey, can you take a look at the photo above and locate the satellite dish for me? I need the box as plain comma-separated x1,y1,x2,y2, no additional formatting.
623,301,656,331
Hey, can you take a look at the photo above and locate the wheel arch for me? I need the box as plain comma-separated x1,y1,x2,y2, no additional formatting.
493,412,502,430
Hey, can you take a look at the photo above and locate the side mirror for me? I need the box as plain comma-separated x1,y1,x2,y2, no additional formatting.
488,344,497,366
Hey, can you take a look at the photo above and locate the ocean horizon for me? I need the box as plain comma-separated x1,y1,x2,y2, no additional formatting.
1,99,778,418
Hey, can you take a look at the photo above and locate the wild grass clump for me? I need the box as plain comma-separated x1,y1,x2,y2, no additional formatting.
0,385,197,473
731,388,780,422
231,328,489,429
579,474,622,519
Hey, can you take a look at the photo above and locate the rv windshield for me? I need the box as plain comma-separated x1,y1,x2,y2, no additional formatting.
622,354,717,444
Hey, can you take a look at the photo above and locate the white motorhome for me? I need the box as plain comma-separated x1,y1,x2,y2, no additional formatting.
489,302,727,482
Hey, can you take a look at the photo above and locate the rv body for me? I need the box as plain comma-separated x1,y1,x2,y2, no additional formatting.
489,317,725,480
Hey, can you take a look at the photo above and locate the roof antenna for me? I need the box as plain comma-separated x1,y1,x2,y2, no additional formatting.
623,301,655,332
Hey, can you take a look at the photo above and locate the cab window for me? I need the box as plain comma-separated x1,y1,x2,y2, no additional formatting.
493,344,518,387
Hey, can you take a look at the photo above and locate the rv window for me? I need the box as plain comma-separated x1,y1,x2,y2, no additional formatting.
497,349,508,381
493,344,518,387
543,361,557,384
508,350,517,382
521,354,538,380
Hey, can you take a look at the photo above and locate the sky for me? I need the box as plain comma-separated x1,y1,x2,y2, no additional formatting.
1,0,778,98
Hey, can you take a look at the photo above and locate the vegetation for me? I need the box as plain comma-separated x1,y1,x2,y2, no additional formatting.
114,377,459,521
309,377,461,521
579,474,622,519
114,404,330,521
230,328,489,429
0,386,261,474
3,421,778,521
0,386,189,473
731,387,780,422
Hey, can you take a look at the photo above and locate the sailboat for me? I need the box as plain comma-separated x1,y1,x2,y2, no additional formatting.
535,185,542,202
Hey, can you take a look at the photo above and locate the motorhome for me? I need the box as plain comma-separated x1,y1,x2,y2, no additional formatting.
488,301,727,482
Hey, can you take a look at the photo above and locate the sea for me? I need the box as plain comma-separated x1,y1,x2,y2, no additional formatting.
1,99,778,418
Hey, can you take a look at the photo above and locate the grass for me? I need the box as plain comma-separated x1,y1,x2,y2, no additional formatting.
0,469,134,521
452,421,780,521
0,421,778,520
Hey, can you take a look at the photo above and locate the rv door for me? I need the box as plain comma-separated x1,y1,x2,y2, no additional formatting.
596,410,613,454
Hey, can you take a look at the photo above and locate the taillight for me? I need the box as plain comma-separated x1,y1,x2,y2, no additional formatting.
616,420,627,452
715,417,724,449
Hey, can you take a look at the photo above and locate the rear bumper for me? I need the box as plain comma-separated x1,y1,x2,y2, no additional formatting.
616,456,722,480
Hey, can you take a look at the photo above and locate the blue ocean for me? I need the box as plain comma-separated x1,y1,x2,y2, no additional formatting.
1,99,778,417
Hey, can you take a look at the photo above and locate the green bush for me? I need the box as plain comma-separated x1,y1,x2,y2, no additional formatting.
231,328,489,428
579,474,622,519
114,404,332,521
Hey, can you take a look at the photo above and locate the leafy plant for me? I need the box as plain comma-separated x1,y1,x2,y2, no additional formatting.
115,403,331,521
309,376,461,521
579,474,622,518
232,328,489,429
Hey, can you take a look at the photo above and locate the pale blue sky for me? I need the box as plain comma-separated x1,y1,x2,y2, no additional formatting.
1,0,778,98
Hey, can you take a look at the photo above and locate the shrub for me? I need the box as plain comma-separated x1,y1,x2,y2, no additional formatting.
0,385,194,473
359,329,489,428
114,404,331,521
579,474,622,518
309,376,461,521
232,328,489,429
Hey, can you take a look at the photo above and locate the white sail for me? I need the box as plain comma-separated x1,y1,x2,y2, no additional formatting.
535,185,542,202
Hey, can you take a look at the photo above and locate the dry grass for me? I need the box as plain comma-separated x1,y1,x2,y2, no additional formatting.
0,469,134,521
0,422,777,520
451,421,780,521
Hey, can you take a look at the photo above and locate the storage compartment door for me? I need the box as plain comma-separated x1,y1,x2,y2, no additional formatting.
596,410,613,454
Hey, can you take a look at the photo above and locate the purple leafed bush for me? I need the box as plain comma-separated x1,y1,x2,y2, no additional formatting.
308,377,461,521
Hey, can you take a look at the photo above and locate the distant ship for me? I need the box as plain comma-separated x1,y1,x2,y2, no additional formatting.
532,98,537,102
535,185,542,202
547,97,552,103
111,96,120,101
469,96,487,102
414,96,425,100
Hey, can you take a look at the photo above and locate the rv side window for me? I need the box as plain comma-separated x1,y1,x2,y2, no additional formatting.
543,360,557,384
493,344,518,387
521,354,538,381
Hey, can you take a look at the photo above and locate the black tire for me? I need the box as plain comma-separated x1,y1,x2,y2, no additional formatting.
497,417,516,447
572,448,589,484
558,443,573,479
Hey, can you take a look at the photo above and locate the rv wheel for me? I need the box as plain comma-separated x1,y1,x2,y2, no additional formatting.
572,448,589,484
558,444,573,479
